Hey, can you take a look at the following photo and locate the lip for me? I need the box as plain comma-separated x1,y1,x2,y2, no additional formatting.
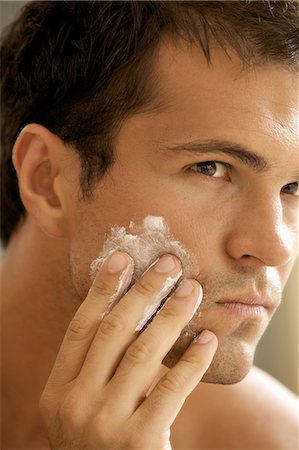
215,293,275,318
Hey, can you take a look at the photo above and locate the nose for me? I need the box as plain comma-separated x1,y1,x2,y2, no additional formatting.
225,194,294,268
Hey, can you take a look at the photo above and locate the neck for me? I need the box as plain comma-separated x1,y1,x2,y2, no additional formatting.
1,218,80,447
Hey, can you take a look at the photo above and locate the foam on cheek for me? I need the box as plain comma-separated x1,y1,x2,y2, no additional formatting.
90,216,198,324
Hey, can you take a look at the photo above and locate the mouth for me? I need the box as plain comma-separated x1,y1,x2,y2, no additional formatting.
215,293,275,319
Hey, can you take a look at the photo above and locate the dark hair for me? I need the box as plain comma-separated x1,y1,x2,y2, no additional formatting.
1,1,298,247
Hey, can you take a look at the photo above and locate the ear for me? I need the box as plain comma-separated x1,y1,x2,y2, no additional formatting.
12,124,74,239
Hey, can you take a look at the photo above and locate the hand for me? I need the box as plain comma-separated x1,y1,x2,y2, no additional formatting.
39,252,218,450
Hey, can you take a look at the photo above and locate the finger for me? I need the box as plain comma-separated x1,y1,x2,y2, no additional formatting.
134,330,218,431
105,279,203,416
76,254,182,389
48,251,134,386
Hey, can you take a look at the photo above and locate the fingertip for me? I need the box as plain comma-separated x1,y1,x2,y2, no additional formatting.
193,330,217,345
106,251,134,273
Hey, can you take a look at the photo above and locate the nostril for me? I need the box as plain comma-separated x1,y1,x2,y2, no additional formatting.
239,254,267,268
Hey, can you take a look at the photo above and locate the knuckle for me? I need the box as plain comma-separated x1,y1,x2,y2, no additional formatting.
90,278,114,298
99,312,126,337
181,354,202,368
58,397,85,433
125,339,151,364
180,351,214,375
133,278,156,298
157,305,179,322
157,372,184,395
67,313,93,342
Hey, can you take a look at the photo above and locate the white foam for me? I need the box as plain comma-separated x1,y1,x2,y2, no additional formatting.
90,215,196,283
90,215,198,324
98,263,134,320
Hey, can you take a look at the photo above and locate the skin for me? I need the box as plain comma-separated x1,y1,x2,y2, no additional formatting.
60,39,298,380
1,38,298,448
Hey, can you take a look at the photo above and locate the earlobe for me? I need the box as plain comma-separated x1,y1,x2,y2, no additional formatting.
12,124,69,239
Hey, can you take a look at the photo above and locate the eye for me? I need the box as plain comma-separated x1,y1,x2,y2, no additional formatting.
188,161,230,180
281,182,299,197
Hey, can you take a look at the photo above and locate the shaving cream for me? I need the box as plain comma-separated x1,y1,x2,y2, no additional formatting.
90,215,199,328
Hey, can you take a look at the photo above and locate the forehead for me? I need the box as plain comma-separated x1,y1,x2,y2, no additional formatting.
137,38,298,163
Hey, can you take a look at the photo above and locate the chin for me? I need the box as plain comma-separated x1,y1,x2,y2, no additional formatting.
163,333,255,385
201,340,254,384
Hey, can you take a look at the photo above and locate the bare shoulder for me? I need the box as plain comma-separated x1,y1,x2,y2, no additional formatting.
237,366,298,448
178,366,298,449
239,365,298,408
237,366,298,435
243,365,298,405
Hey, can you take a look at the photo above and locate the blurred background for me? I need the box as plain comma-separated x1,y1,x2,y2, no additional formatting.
255,258,298,394
1,0,298,395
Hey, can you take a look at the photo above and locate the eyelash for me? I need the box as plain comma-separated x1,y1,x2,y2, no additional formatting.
187,161,299,197
281,182,299,197
187,161,231,181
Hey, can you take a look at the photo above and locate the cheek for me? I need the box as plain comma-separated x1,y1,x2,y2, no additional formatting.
280,259,298,290
119,182,228,272
68,218,107,300
163,202,227,261
67,169,231,299
67,193,125,299
67,190,169,299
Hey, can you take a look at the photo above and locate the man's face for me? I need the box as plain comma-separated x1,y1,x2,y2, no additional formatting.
66,39,298,384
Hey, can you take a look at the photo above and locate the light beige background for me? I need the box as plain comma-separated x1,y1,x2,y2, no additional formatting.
1,0,298,395
255,258,298,394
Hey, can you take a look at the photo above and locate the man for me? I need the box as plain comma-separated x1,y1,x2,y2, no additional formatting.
1,1,298,448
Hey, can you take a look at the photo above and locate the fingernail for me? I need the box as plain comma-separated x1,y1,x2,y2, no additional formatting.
174,279,195,297
193,330,215,344
107,252,131,273
154,255,176,273
189,284,203,319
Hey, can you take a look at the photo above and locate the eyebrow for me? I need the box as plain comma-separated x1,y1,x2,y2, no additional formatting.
162,139,269,173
